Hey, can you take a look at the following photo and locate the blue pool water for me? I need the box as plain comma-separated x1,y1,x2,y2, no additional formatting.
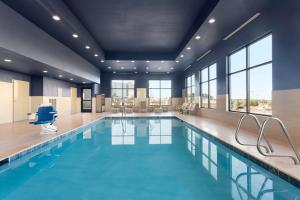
0,117,299,200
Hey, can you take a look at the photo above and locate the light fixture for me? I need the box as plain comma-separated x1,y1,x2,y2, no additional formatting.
116,60,120,63
131,60,135,63
43,70,48,73
52,15,60,21
94,54,98,57
223,13,260,41
85,45,90,49
146,67,149,70
146,60,150,63
113,71,116,74
134,72,138,74
100,59,104,62
4,59,12,62
121,66,124,69
70,78,74,81
186,47,191,50
180,54,184,58
58,75,63,78
176,60,179,63
82,82,86,84
209,18,216,24
146,71,149,74
195,35,201,40
72,33,79,38
161,61,165,63
170,67,174,70
108,66,112,69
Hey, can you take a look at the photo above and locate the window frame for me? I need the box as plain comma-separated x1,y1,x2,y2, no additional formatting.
200,62,217,109
148,80,172,106
111,80,135,106
186,74,195,102
227,33,272,116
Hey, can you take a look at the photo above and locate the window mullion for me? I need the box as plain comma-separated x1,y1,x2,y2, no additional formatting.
246,47,250,113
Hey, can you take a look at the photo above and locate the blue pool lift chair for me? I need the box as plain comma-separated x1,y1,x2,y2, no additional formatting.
30,105,58,135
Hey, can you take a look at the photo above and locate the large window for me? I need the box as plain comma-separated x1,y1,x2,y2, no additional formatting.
228,34,272,115
200,63,217,108
186,75,195,102
111,80,135,107
149,80,172,106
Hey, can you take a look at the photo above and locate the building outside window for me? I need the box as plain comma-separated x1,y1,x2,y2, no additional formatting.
111,80,135,107
228,34,272,115
200,63,217,108
149,80,172,106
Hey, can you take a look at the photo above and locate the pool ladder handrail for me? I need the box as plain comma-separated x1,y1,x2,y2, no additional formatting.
235,113,274,153
257,117,300,165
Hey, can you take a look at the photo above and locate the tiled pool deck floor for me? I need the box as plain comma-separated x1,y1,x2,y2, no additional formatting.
0,112,299,184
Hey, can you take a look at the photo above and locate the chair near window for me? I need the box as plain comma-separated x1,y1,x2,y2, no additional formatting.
124,97,134,113
139,101,148,113
111,96,122,113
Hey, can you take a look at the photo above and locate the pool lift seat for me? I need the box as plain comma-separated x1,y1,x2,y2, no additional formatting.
30,105,58,135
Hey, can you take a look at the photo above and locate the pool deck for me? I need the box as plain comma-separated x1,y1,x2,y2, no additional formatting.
0,112,299,183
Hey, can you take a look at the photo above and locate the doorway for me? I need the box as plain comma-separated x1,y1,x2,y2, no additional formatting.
13,80,29,121
81,88,92,112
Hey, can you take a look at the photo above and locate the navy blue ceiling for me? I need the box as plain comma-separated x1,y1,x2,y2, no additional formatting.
0,47,93,84
63,0,217,60
2,0,270,73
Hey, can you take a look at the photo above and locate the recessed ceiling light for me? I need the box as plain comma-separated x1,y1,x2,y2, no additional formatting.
43,70,48,73
108,66,111,69
52,15,60,21
131,60,135,63
70,78,74,81
170,67,174,70
100,59,104,62
116,60,120,63
161,61,165,63
113,71,116,74
94,54,98,57
176,60,179,63
121,66,124,69
58,75,63,78
146,60,150,63
72,33,79,38
187,47,191,50
4,59,12,62
195,35,201,40
209,18,216,24
180,54,184,58
85,45,90,49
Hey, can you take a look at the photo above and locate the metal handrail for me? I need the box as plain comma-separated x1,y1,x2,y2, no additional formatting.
257,117,300,165
235,114,273,153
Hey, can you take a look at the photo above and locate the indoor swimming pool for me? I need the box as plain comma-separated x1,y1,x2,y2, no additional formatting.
0,117,299,200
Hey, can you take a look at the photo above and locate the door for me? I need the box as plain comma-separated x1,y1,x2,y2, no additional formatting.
71,87,77,114
13,80,30,121
0,82,13,123
81,88,92,112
